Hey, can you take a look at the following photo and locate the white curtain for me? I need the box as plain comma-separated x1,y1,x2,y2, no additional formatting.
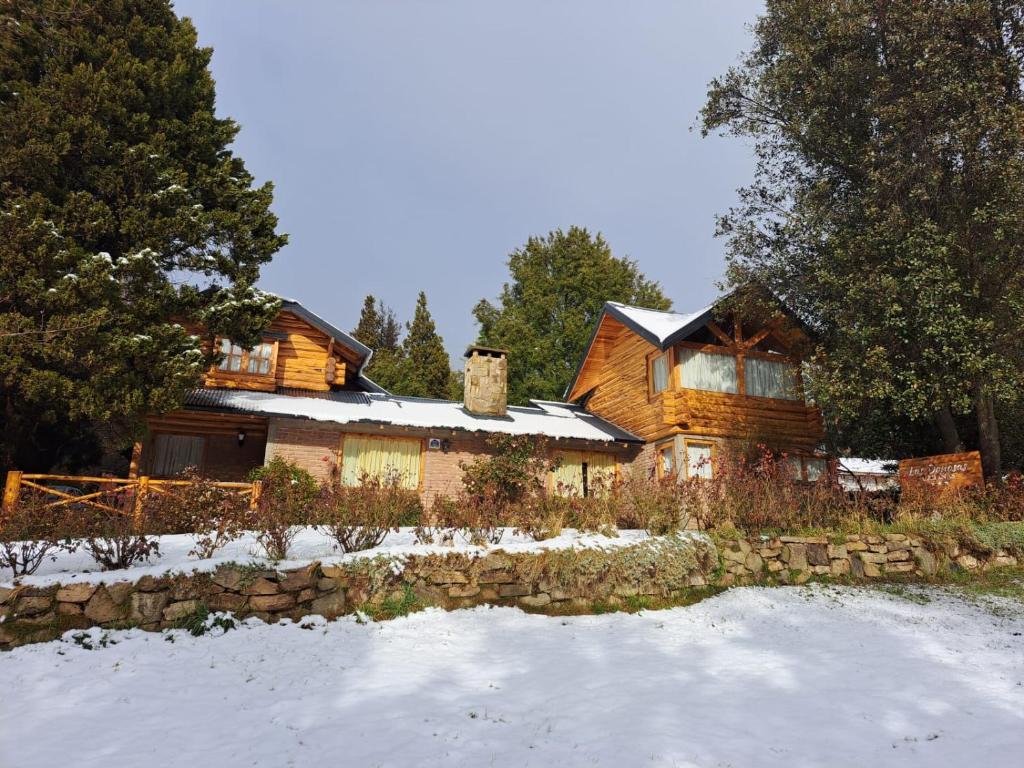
685,442,713,479
677,348,738,394
651,353,670,394
152,435,205,477
745,356,799,400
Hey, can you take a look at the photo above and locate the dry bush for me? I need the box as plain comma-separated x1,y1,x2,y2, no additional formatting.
514,491,573,541
316,471,421,553
142,471,250,559
611,469,689,535
0,492,78,576
82,508,161,570
249,458,318,560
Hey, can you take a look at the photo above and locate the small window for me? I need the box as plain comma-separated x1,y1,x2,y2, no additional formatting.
685,440,714,479
218,339,244,372
650,352,670,395
247,342,274,375
216,338,276,377
656,443,675,479
804,457,827,482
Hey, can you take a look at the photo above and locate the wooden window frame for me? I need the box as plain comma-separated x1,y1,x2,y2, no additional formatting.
647,348,674,401
683,438,716,480
211,338,280,382
673,339,805,403
338,432,426,492
654,439,676,481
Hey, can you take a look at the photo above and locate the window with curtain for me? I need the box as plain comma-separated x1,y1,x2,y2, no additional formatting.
649,352,670,395
551,452,617,497
804,457,827,482
218,339,244,372
152,434,205,477
685,441,713,479
657,443,675,479
341,435,421,490
247,342,274,375
677,348,738,394
217,339,276,377
745,356,799,400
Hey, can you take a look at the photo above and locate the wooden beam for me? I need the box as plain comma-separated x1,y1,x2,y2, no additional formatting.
705,321,736,348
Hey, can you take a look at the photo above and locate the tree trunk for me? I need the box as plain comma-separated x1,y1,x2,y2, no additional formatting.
933,405,964,454
974,384,1002,481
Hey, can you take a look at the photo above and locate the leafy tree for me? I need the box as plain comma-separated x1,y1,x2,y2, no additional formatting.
702,0,1024,476
0,1,286,472
351,295,405,392
400,292,451,399
474,226,671,405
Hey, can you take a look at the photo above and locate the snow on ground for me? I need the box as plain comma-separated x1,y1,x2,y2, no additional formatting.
2,585,1022,768
4,528,658,588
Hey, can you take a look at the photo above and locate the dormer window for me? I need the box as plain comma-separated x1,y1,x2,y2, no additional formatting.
216,338,277,378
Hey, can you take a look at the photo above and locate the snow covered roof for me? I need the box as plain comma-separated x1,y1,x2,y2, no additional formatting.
837,458,897,476
184,389,643,444
604,301,717,348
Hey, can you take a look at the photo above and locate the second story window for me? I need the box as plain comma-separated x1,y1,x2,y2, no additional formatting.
247,342,274,375
649,352,670,395
216,338,277,378
218,340,245,372
745,356,799,400
677,348,738,394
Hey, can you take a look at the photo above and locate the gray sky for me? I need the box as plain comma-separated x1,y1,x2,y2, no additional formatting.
173,0,764,362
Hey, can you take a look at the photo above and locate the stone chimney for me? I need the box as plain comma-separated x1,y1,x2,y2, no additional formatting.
464,345,508,417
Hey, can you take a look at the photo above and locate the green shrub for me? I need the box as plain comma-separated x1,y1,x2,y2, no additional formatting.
248,458,318,560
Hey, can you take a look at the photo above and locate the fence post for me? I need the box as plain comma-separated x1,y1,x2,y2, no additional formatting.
250,479,263,511
2,471,22,513
133,476,149,531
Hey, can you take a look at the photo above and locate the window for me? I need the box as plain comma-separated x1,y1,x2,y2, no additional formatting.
786,455,804,480
551,452,617,497
745,356,799,400
677,348,738,394
341,435,421,490
152,434,204,477
218,339,244,372
656,442,675,480
804,457,827,482
649,352,670,395
216,338,277,378
247,342,274,375
685,440,714,479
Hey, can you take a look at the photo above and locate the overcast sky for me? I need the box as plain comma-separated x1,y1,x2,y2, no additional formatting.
173,0,764,362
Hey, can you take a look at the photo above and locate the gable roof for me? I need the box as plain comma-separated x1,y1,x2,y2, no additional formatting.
184,388,642,444
275,297,384,393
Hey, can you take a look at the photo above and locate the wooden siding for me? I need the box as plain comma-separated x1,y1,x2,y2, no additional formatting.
201,310,356,392
581,314,824,449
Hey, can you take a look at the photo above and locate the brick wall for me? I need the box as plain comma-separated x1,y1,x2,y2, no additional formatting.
264,417,642,507
203,434,267,481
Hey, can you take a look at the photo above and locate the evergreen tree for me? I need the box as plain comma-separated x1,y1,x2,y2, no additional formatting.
401,292,451,399
0,1,286,471
351,294,405,393
702,0,1024,476
474,227,671,405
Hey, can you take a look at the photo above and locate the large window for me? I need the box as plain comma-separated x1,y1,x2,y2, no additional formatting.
745,356,799,400
684,440,714,479
340,435,421,490
217,338,277,378
677,348,738,394
649,352,670,395
551,451,617,497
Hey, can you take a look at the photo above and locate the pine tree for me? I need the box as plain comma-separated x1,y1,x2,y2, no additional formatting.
401,292,451,399
351,295,406,393
474,227,671,405
0,1,287,471
702,0,1024,476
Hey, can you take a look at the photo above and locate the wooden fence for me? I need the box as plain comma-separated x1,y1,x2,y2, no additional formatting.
1,472,262,522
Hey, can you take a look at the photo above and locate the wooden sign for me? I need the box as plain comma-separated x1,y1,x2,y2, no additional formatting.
898,451,984,490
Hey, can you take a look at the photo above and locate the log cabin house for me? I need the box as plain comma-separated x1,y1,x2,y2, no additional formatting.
132,292,826,504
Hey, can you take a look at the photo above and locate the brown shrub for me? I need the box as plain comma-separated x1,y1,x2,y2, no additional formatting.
0,492,79,576
316,471,421,553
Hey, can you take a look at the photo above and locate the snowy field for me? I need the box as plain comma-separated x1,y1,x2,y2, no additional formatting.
2,584,1022,767
5,527,657,588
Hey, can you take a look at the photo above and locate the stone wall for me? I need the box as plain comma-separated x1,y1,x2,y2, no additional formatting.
716,532,1019,583
1,532,1018,650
